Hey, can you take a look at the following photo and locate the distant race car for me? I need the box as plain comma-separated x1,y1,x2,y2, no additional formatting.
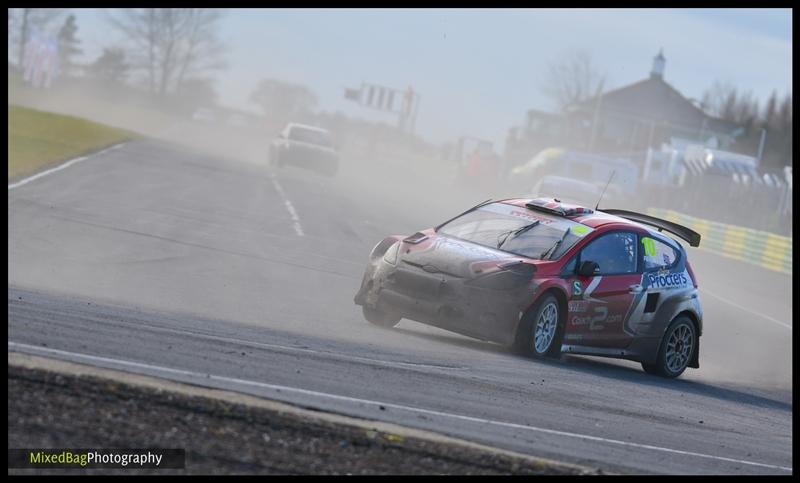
269,123,339,176
354,197,703,378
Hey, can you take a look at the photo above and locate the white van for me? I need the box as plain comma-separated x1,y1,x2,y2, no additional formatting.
530,175,603,207
512,148,638,199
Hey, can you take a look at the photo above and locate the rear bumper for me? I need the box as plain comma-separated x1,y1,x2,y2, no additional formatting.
279,146,338,170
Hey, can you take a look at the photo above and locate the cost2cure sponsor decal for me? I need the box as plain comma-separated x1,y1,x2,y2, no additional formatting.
570,306,622,331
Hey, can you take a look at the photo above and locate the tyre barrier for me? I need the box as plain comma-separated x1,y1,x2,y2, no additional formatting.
647,208,792,275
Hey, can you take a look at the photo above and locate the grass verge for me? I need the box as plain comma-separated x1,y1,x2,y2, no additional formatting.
8,104,138,181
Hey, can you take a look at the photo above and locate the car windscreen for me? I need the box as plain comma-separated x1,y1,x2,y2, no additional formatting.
289,127,332,147
437,202,594,259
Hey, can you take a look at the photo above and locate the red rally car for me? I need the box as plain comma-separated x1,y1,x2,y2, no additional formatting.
354,197,703,378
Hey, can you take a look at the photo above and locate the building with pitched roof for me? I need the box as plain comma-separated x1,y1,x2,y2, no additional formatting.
507,50,744,167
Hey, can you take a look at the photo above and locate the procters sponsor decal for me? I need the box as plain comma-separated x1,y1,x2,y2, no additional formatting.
647,271,689,289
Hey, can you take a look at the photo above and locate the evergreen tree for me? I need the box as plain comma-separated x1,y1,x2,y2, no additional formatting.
57,14,82,77
89,48,130,85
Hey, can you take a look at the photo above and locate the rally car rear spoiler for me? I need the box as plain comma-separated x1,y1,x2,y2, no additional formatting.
601,209,702,247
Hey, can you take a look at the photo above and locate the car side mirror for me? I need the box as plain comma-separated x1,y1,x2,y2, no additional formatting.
578,260,599,277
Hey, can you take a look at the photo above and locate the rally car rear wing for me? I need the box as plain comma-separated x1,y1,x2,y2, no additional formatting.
600,209,702,247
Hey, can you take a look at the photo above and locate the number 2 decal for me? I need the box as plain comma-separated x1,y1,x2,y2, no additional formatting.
590,306,608,331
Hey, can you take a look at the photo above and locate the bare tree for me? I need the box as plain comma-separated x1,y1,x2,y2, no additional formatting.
702,81,761,130
541,49,606,112
105,8,226,97
777,93,792,166
762,90,778,130
702,80,792,169
777,93,792,129
104,9,156,91
173,77,218,112
173,9,227,92
249,79,318,122
155,9,182,96
700,81,724,117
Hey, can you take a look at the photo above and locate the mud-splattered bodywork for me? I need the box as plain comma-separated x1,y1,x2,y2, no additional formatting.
354,231,546,345
354,199,703,367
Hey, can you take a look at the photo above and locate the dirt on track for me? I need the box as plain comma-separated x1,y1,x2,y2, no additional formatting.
7,363,592,475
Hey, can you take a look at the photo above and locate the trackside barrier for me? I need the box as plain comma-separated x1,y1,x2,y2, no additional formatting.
647,208,792,275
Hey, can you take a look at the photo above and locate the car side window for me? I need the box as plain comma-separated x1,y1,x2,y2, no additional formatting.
579,232,638,275
561,255,577,275
642,236,679,271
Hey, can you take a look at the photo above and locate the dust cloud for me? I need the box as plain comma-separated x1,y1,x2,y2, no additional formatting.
7,9,791,392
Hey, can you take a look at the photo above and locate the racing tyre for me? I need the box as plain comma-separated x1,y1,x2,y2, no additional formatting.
514,294,563,359
642,315,696,378
362,306,401,328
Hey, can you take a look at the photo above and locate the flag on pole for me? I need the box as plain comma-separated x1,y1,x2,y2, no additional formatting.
23,27,59,89
403,86,414,115
344,87,361,102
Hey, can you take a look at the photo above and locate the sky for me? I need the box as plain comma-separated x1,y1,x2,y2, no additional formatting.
21,8,795,148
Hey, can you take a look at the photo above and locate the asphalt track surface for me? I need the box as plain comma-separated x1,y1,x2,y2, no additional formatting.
8,137,792,474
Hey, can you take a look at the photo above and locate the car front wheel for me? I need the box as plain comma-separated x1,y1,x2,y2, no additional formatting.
362,306,401,328
514,294,563,358
642,315,696,378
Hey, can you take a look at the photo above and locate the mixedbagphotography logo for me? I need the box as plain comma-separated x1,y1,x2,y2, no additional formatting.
8,449,186,469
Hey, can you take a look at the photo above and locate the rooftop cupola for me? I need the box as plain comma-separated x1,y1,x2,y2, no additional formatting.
651,48,665,80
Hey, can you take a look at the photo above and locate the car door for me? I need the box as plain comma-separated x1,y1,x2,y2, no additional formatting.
632,234,687,334
564,230,642,348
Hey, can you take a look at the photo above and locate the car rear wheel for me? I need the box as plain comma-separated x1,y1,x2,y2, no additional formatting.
362,306,401,328
514,294,563,358
642,315,696,378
